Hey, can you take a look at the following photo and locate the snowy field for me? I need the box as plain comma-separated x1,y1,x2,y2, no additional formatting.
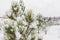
0,0,60,40
43,26,60,40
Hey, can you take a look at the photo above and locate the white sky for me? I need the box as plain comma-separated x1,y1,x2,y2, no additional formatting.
0,0,60,17
0,0,60,40
23,0,60,17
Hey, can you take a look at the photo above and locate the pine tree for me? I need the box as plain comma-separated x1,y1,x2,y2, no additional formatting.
4,1,19,40
3,19,16,40
18,10,35,40
24,10,34,40
36,14,46,40
6,2,19,20
4,25,16,40
1,0,60,40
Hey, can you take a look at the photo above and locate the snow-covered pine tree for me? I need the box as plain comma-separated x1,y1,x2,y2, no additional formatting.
36,14,46,40
1,0,60,40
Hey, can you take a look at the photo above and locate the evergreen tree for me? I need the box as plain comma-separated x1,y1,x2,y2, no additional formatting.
3,19,17,40
36,14,46,40
0,0,60,40
6,2,19,20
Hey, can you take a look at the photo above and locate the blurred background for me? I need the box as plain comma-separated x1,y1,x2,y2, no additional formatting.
0,0,60,40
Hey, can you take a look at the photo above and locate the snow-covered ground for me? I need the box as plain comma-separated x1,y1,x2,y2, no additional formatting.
0,0,60,40
43,25,60,40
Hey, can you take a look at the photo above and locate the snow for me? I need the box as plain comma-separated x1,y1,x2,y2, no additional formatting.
43,25,60,40
0,0,60,40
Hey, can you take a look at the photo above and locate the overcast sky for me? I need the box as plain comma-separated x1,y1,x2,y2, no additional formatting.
0,0,60,40
0,0,60,17
23,0,60,17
